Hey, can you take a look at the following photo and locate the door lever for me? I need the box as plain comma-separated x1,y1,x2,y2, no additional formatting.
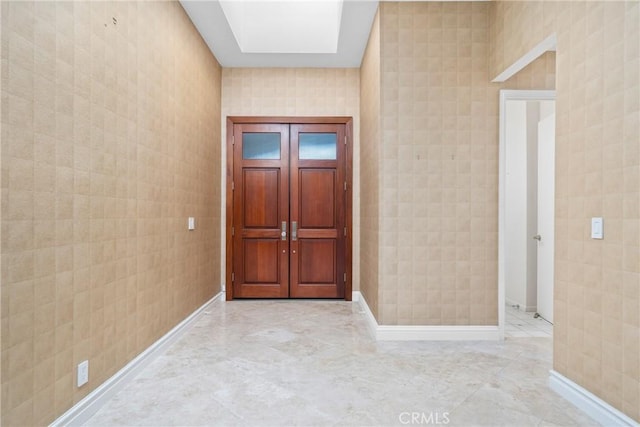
292,221,297,241
281,221,287,241
533,234,541,241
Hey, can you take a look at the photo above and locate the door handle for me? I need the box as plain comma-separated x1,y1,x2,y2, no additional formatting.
281,221,287,241
533,234,541,241
292,221,297,241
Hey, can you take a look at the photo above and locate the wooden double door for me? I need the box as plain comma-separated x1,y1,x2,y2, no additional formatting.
227,118,352,300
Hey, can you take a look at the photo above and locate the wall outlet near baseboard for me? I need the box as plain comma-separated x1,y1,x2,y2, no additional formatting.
77,360,89,387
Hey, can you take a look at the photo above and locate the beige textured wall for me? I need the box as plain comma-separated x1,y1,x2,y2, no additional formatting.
369,2,555,326
502,51,556,90
0,1,222,425
220,68,360,291
377,2,498,325
491,1,640,422
359,10,381,318
489,1,558,82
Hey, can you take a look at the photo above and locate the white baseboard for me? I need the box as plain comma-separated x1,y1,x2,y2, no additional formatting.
353,291,500,341
505,297,519,308
505,298,537,313
50,292,222,427
375,325,500,341
352,291,378,339
549,370,639,427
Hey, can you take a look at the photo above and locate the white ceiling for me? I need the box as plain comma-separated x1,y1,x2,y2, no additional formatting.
179,0,379,68
219,0,344,54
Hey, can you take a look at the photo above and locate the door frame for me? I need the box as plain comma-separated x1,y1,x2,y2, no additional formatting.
225,116,353,301
498,90,555,339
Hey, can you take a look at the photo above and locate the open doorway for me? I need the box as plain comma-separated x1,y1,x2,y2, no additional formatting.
499,90,556,339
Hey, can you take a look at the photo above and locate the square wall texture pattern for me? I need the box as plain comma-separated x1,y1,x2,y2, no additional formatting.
0,0,637,425
0,1,222,425
491,0,639,422
363,2,555,325
378,2,499,325
359,10,381,318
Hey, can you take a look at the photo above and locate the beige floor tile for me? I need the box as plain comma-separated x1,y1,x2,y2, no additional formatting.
83,300,594,427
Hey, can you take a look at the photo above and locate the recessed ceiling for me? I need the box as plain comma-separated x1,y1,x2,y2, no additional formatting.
179,0,379,68
220,0,344,54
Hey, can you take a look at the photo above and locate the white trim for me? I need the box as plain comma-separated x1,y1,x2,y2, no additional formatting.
549,370,639,427
353,291,500,341
376,325,500,341
50,293,223,427
505,298,537,313
352,291,378,339
492,34,557,83
498,90,556,342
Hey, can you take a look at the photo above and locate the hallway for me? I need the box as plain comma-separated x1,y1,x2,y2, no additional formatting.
85,300,594,426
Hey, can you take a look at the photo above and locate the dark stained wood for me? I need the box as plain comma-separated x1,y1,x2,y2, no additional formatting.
225,118,234,301
297,229,338,239
241,229,281,238
232,123,289,298
299,239,336,283
226,117,353,301
299,169,336,228
242,169,279,228
243,240,279,283
344,118,353,301
289,123,345,298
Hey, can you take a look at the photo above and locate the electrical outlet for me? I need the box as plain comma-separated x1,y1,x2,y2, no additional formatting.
77,360,89,387
188,217,195,230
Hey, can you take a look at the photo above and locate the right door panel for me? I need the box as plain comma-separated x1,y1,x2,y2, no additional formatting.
290,124,346,298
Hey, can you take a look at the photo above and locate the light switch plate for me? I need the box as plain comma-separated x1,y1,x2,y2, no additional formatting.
591,217,603,239
188,217,195,230
77,360,89,387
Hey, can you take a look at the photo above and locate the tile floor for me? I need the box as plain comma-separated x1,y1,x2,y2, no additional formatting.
84,299,595,427
505,305,553,338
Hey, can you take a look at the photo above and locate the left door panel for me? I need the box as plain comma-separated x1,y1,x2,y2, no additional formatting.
232,124,290,298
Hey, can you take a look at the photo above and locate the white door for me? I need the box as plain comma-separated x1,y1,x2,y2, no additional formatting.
536,113,555,323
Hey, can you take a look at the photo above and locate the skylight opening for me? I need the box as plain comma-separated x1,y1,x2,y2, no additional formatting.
219,0,344,54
